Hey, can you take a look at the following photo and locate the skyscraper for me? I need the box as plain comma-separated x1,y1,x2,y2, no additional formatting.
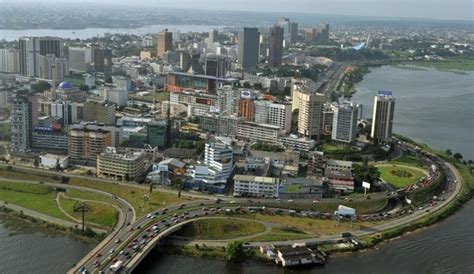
0,48,19,73
371,91,395,143
156,30,173,58
209,29,219,44
11,91,38,151
18,37,64,77
268,25,284,67
38,54,69,85
237,27,259,72
331,102,359,143
370,91,395,142
297,91,325,139
205,54,230,78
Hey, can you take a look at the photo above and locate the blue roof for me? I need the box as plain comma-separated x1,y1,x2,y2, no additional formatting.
58,81,73,89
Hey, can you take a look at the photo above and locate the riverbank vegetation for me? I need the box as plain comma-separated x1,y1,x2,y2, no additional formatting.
174,218,266,240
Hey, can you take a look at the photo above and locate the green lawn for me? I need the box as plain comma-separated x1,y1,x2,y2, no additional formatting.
239,213,378,236
0,181,69,220
378,165,425,188
282,185,302,193
66,189,113,204
59,195,118,229
392,153,424,167
322,143,352,154
248,226,312,242
404,58,474,72
129,91,170,102
174,218,266,240
70,178,190,217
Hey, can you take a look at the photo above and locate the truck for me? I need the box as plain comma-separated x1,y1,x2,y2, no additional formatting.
110,260,123,272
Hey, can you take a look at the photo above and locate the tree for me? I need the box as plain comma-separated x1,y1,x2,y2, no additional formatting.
226,241,245,262
79,84,90,91
31,81,51,93
445,149,452,156
105,75,113,84
352,158,381,185
33,158,39,168
453,153,463,161
242,82,251,88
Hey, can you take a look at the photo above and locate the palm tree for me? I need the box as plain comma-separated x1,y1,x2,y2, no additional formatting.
453,153,463,161
445,149,452,156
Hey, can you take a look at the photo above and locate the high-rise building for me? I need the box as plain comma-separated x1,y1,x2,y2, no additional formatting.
38,54,69,85
305,28,318,43
83,101,116,126
238,99,254,121
253,100,271,124
68,47,92,72
316,24,330,44
331,102,359,143
237,27,259,71
106,88,128,107
11,91,38,151
371,91,395,143
50,101,79,126
205,54,230,78
288,22,299,45
208,29,219,44
91,45,112,73
269,103,292,133
156,30,173,58
18,37,64,77
0,48,19,73
268,25,284,67
297,91,325,139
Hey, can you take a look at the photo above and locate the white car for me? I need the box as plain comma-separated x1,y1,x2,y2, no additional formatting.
109,249,115,254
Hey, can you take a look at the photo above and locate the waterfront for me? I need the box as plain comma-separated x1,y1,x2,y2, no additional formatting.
0,24,227,41
0,222,94,274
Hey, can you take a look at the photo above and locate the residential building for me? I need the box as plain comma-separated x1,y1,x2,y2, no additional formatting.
237,27,259,71
325,159,353,172
83,101,116,126
238,99,254,121
97,147,146,181
32,126,68,153
68,124,114,165
11,91,38,151
371,91,395,143
199,114,241,137
268,25,284,67
156,30,173,58
269,102,292,133
234,175,280,198
236,121,282,144
106,88,128,107
279,135,316,152
331,102,359,143
297,91,325,139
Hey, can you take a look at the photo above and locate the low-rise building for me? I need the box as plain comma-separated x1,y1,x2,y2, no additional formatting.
325,169,355,192
279,135,316,151
32,126,68,153
236,122,283,144
234,174,280,198
276,246,315,267
40,154,69,169
97,147,146,181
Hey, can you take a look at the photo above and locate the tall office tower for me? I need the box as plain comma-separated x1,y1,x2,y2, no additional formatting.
238,99,254,121
209,29,219,44
297,91,325,139
316,23,330,43
305,28,318,43
156,30,173,58
51,101,79,126
371,91,396,143
18,37,64,77
237,27,259,72
331,102,359,143
38,54,69,84
269,103,292,133
268,25,284,67
11,91,38,151
0,48,19,73
68,47,92,72
288,22,299,45
91,45,112,73
205,54,230,78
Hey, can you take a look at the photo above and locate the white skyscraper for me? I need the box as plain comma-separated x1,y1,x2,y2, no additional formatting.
371,91,396,143
297,91,325,139
269,103,292,133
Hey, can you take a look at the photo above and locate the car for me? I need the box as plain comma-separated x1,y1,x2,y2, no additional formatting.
341,232,352,238
287,199,294,203
119,250,124,255
199,202,204,206
115,238,121,244
93,260,100,266
129,227,134,232
179,204,185,209
109,249,115,254
146,228,151,232
147,213,153,218
95,253,102,258
142,234,148,239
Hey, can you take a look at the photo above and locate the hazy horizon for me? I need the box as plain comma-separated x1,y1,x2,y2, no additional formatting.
2,0,473,21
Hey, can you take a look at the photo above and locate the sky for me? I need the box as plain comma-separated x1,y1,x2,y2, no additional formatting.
6,0,474,21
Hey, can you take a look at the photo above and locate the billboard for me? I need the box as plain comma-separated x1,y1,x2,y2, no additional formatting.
241,90,252,99
362,181,371,189
378,90,393,96
337,205,356,216
196,98,212,105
